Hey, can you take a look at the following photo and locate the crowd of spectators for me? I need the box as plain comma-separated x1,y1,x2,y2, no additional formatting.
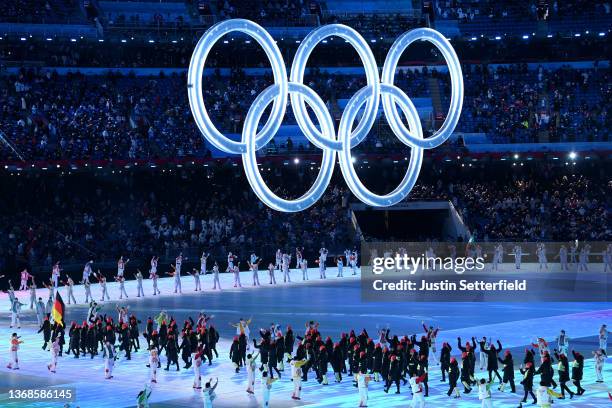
436,0,611,21
0,0,80,23
0,69,207,161
0,64,609,162
454,63,611,143
214,0,321,24
441,170,610,242
0,166,355,273
0,160,608,275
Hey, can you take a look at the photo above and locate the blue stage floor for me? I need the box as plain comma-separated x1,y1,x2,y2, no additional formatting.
0,267,610,407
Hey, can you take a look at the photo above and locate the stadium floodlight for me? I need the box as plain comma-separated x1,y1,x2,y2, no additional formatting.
188,19,463,212
569,151,577,160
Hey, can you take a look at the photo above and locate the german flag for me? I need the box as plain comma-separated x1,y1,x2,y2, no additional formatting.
51,292,65,327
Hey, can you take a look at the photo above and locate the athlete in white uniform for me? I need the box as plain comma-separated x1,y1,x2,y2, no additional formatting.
289,358,306,400
295,247,303,270
28,280,37,309
51,262,61,288
10,298,24,328
135,269,145,297
103,340,115,379
556,329,570,356
193,348,203,389
409,372,427,407
81,277,93,303
275,249,282,272
168,254,184,294
246,352,259,394
200,252,209,275
558,245,569,271
268,263,277,285
149,348,159,383
150,257,160,295
61,276,77,304
282,253,291,283
117,257,129,278
578,244,590,272
82,260,94,284
232,264,242,288
492,244,503,271
227,252,236,271
47,337,60,373
357,371,371,407
537,243,548,271
513,245,522,270
300,258,308,281
319,247,328,279
7,333,23,370
212,262,221,290
248,256,261,287
336,256,344,277
190,268,201,292
96,271,110,301
350,250,358,275
19,269,31,291
115,275,128,299
599,324,608,351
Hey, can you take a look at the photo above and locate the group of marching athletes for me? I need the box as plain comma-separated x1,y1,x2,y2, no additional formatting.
1,247,360,312
372,243,612,273
5,300,609,408
502,243,611,272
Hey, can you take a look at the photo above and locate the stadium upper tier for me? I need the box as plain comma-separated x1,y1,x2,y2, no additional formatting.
0,63,609,164
0,0,609,41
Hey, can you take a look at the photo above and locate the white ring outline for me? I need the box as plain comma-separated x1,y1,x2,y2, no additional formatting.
187,19,288,154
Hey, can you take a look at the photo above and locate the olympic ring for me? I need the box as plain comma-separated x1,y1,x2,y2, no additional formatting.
188,19,463,213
